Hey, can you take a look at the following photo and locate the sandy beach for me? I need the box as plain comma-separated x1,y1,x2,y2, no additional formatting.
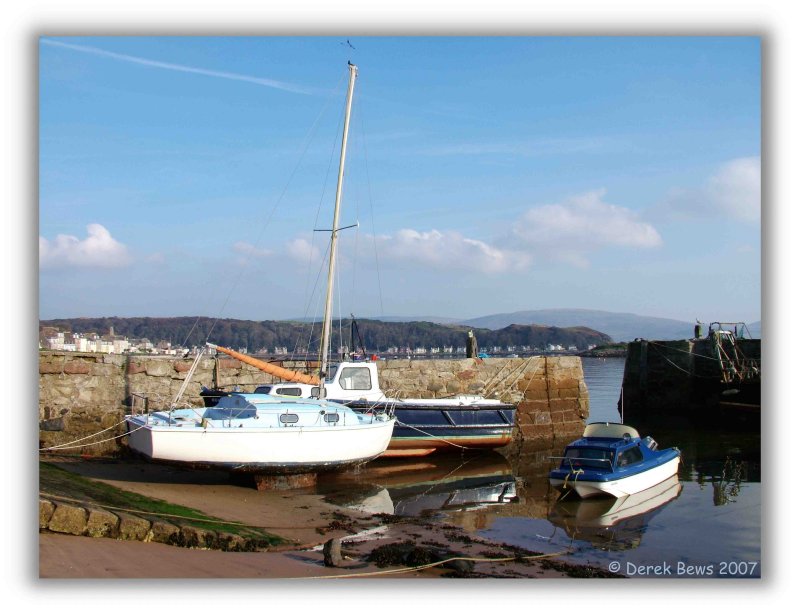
39,457,611,579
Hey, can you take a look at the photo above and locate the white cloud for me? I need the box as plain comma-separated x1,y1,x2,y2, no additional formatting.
39,224,132,269
707,157,761,222
424,137,606,157
374,229,531,274
233,238,320,265
233,241,273,259
509,189,662,264
286,238,321,263
661,157,761,223
264,190,661,276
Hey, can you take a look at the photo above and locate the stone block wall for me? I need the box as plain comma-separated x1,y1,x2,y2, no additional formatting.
38,352,289,455
507,356,589,449
38,352,589,455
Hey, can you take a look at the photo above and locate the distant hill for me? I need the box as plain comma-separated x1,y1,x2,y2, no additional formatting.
458,309,693,342
39,316,612,353
456,309,760,342
289,315,461,325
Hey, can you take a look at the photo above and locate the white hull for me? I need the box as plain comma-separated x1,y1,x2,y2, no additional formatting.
550,456,680,499
566,474,682,526
125,416,395,473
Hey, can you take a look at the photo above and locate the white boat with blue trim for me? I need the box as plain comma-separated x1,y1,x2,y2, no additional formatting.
203,351,516,458
124,62,396,474
549,422,680,499
125,393,394,473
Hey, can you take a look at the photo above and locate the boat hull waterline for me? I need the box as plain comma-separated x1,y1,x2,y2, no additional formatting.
125,408,395,474
341,399,515,456
549,455,680,499
551,473,682,529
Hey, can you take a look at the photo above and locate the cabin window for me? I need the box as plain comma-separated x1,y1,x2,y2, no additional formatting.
324,413,340,424
275,387,303,397
338,367,372,390
311,387,320,397
254,386,272,394
278,413,299,424
563,447,613,469
616,446,644,467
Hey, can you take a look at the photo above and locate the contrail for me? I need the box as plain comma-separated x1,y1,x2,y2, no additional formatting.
41,38,319,95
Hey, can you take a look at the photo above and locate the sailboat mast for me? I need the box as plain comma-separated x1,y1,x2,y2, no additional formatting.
319,62,358,396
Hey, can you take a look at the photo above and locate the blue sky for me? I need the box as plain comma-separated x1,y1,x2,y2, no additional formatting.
39,36,761,324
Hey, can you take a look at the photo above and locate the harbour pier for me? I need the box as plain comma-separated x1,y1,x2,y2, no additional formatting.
38,352,591,458
619,326,760,429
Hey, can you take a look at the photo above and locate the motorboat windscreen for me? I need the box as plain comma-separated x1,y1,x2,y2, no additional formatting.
561,447,614,470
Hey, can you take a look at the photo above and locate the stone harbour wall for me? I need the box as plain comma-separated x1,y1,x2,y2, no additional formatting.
39,497,264,551
620,338,761,426
38,352,589,455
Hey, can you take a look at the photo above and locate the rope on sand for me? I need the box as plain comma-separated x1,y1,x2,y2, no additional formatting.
294,548,575,579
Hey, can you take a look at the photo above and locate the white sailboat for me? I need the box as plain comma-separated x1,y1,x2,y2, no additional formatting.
200,62,516,458
125,63,396,474
206,353,517,458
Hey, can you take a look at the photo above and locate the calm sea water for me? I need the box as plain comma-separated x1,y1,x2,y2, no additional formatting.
320,357,761,578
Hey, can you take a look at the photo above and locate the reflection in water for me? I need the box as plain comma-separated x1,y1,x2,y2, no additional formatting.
311,359,760,573
320,430,758,550
321,452,518,522
547,475,682,551
704,457,747,506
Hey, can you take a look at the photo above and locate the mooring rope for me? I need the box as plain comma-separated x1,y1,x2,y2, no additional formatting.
560,467,585,500
483,355,535,399
295,548,575,580
648,343,727,380
169,347,206,411
477,359,515,397
517,357,544,399
38,418,149,452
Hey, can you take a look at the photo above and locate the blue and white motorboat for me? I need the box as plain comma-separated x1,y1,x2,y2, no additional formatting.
549,422,680,499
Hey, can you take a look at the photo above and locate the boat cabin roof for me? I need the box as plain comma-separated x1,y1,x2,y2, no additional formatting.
582,422,640,440
214,392,348,413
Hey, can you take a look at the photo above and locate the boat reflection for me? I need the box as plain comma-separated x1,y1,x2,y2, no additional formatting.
548,474,682,550
321,452,518,517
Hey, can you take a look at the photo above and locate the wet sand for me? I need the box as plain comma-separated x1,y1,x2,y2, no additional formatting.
39,457,604,579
